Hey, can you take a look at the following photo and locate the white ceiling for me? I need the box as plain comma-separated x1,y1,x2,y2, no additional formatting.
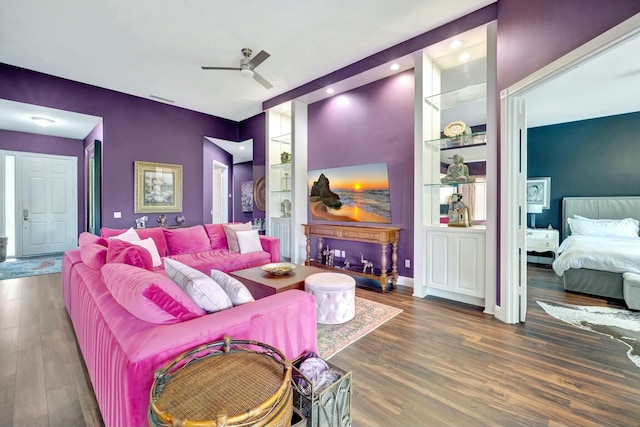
1,0,638,159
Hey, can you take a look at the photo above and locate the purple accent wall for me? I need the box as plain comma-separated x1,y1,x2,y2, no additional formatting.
0,64,239,229
496,0,640,91
308,70,414,277
0,129,85,234
240,113,266,167
232,162,254,222
263,4,498,111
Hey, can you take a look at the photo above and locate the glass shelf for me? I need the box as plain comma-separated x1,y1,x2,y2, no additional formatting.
270,162,292,169
424,131,487,149
424,182,482,188
270,133,291,144
424,82,486,111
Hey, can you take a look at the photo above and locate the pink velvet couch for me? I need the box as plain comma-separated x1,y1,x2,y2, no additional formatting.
62,224,317,427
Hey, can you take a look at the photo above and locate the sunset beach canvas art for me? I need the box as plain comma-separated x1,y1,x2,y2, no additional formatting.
308,162,392,223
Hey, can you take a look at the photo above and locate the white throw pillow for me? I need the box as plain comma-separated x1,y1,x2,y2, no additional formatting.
568,217,639,238
236,229,263,254
210,270,255,306
222,222,252,253
164,258,232,312
112,227,141,243
130,237,162,267
573,214,640,226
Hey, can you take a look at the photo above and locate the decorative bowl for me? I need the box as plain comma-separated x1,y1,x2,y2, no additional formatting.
261,262,296,276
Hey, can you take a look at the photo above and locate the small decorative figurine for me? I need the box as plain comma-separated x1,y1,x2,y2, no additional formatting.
360,253,374,274
157,214,167,228
135,216,148,229
281,199,291,218
280,151,291,163
175,215,185,226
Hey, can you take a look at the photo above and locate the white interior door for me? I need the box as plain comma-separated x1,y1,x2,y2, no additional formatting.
517,98,528,322
212,161,228,224
21,153,77,256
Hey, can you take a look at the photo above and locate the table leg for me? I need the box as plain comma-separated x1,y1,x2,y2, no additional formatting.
391,240,399,288
380,243,388,293
305,235,311,265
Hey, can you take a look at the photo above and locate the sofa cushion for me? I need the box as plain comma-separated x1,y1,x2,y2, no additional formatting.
203,223,228,250
163,226,211,255
80,243,108,270
210,270,255,306
223,222,252,253
236,229,263,254
112,227,141,242
79,231,108,247
106,239,154,271
164,258,233,312
166,249,271,275
101,263,206,324
130,237,162,267
101,227,168,257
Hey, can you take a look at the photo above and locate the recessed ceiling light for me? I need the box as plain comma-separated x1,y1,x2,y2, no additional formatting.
449,39,463,49
326,88,335,94
31,116,55,127
390,63,400,71
459,52,471,62
239,146,245,150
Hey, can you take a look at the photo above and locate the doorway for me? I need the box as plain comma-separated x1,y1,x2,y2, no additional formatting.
2,150,78,257
500,14,640,323
212,160,229,223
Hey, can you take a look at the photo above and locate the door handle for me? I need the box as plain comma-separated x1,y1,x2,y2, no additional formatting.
23,208,29,221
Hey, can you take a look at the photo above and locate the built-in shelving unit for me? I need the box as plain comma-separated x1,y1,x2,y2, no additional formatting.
414,25,495,308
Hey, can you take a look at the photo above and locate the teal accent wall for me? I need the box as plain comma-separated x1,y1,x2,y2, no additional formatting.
528,111,640,230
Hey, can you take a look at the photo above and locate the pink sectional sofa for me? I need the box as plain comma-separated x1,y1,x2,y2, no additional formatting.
62,224,317,427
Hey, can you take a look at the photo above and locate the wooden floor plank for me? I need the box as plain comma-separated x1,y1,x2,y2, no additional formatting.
2,266,640,427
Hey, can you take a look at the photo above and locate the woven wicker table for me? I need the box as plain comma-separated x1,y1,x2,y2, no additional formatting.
149,337,294,427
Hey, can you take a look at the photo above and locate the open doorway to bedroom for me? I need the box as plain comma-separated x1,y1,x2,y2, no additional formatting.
500,13,640,324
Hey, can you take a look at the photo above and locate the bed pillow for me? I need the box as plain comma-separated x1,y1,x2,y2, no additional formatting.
568,216,639,238
223,222,252,253
210,270,255,306
236,229,263,254
102,263,205,324
573,214,640,226
164,258,233,312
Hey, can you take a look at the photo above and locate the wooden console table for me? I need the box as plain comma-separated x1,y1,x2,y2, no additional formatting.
302,224,401,292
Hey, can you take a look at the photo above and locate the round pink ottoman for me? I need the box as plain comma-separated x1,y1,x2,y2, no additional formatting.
304,272,356,324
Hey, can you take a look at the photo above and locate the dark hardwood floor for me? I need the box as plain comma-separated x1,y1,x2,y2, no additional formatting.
1,266,639,427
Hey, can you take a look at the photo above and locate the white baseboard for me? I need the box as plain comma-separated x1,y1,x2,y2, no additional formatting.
396,275,414,289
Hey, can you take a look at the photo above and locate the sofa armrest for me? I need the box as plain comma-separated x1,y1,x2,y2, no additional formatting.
259,235,280,263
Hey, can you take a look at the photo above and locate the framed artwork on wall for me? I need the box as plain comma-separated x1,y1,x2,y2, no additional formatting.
526,177,551,209
134,161,183,213
240,180,253,212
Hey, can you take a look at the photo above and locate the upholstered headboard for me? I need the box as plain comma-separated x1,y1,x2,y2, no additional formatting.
562,196,640,240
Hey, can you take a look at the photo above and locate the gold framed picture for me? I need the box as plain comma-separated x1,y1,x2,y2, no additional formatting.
134,161,183,213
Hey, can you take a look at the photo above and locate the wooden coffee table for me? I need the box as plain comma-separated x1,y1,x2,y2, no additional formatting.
229,264,326,300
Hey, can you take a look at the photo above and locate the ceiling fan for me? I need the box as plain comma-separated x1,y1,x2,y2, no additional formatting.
202,48,273,89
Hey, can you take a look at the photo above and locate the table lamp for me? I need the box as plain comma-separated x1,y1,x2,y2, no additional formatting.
527,204,543,229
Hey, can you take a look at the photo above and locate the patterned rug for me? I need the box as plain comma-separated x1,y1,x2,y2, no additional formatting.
0,254,64,280
537,301,640,369
317,297,402,360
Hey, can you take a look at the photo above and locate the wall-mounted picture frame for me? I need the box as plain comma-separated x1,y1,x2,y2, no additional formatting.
240,180,253,212
134,161,183,213
526,177,551,209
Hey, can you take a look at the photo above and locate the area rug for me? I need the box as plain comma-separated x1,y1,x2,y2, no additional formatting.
537,301,640,369
317,297,402,360
0,254,64,280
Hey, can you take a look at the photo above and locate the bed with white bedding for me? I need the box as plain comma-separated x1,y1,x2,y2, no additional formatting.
552,196,640,299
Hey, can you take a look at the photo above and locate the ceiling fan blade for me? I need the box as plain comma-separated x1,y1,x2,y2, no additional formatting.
252,71,273,89
248,50,270,69
201,66,241,70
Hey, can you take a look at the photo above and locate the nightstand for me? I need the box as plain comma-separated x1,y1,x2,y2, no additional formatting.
526,228,559,265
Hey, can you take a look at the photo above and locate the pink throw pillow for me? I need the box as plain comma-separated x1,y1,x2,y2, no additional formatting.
101,264,205,324
163,226,211,255
80,243,108,270
79,231,108,248
106,239,154,271
203,223,228,250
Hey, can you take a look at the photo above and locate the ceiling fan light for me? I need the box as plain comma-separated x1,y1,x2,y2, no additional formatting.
240,68,254,78
31,116,55,127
